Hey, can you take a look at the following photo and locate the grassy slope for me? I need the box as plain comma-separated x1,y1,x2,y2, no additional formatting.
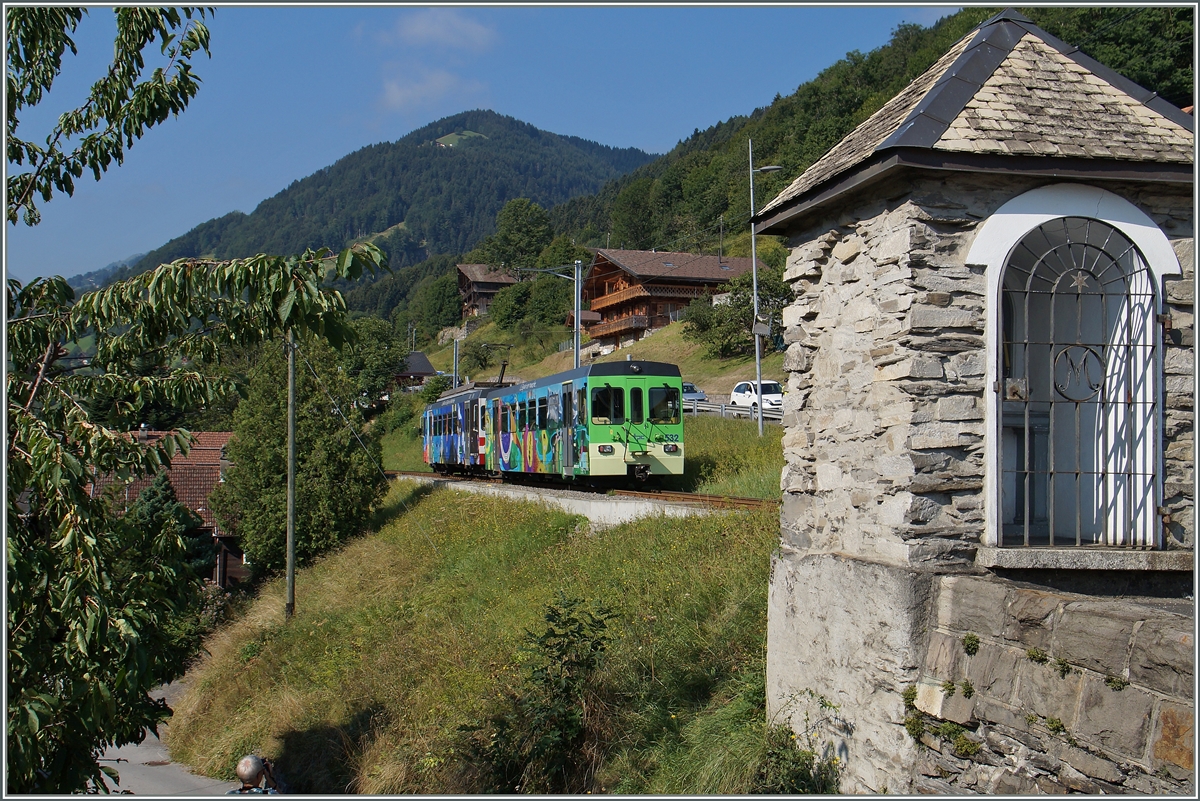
164,482,782,793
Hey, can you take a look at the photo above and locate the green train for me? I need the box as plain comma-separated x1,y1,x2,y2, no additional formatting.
422,360,684,483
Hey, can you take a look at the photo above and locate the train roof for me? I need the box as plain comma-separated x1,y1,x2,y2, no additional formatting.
425,361,683,409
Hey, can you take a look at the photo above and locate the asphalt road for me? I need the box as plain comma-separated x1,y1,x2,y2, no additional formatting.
98,682,234,796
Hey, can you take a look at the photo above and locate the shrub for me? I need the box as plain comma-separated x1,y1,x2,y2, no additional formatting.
901,685,918,710
1046,717,1066,735
463,594,615,793
961,632,980,656
1105,675,1129,691
941,680,956,698
904,712,926,741
751,724,841,794
1054,657,1073,678
1026,648,1048,664
960,680,974,699
952,734,980,757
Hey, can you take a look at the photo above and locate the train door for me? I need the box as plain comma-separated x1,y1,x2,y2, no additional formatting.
561,382,574,476
625,378,650,454
489,398,501,471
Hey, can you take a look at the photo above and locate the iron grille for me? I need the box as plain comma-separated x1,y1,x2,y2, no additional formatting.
999,217,1158,548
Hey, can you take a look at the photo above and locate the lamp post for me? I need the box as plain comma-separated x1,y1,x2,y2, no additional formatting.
749,139,782,437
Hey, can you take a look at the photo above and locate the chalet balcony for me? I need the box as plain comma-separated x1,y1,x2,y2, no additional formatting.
587,315,649,338
588,284,712,311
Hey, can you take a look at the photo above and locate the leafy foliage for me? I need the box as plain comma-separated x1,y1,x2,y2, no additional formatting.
464,594,616,793
470,198,553,274
680,266,792,358
209,336,389,575
6,242,383,793
7,7,212,226
339,316,404,403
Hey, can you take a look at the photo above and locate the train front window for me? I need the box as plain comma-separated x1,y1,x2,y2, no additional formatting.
591,385,625,425
630,387,644,424
649,386,680,425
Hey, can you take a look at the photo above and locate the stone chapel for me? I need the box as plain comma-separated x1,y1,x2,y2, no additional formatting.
756,10,1194,794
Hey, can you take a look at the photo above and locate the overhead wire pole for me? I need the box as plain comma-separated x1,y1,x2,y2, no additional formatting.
748,139,782,438
285,328,296,620
517,259,588,369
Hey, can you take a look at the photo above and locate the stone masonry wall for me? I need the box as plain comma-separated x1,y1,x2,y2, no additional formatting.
910,574,1194,795
769,173,1194,793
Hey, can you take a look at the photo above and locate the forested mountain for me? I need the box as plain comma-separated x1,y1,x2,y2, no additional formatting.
548,6,1194,253
106,110,654,281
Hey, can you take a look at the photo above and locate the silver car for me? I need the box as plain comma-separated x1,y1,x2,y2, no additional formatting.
682,382,707,403
730,380,783,411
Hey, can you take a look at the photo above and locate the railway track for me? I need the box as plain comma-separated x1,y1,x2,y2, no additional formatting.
384,470,778,511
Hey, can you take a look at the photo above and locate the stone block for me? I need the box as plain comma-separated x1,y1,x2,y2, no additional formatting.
1165,275,1194,305
988,769,1039,794
910,306,981,330
876,226,914,265
1056,763,1102,793
1045,740,1124,783
832,237,863,263
1151,702,1194,771
936,395,982,421
936,576,1008,638
1002,588,1061,650
1164,348,1195,376
911,421,983,450
1014,659,1083,728
965,642,1020,705
923,629,965,680
1128,618,1194,697
1051,602,1143,677
783,344,814,373
1074,674,1154,761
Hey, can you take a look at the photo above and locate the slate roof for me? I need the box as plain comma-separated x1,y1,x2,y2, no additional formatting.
592,249,761,283
457,263,518,284
399,351,436,377
758,9,1195,227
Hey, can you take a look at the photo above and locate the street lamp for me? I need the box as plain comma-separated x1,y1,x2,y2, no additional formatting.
749,139,782,437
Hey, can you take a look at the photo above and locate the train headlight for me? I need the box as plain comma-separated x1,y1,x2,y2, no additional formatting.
597,445,615,454
663,443,679,453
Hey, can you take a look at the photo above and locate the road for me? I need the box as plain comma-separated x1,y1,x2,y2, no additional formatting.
98,681,233,796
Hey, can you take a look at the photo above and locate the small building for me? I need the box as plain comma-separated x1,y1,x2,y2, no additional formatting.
757,10,1193,794
90,429,248,587
582,249,763,348
457,263,518,318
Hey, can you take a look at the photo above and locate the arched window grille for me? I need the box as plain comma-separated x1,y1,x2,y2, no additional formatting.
999,217,1159,548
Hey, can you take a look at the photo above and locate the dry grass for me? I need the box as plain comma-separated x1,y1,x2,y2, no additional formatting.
165,480,778,793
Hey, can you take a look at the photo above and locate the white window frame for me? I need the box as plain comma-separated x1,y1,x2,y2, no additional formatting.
966,183,1181,549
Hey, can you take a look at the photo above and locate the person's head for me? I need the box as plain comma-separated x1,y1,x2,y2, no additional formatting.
236,755,265,787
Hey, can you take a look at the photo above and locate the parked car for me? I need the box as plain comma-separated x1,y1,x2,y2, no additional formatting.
730,380,784,411
682,382,707,402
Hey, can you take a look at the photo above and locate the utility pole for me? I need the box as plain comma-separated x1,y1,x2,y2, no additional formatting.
749,139,783,438
452,338,460,389
285,329,296,620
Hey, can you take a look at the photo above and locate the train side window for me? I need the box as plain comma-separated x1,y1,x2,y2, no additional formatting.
577,388,587,426
537,397,548,429
630,387,644,425
501,403,509,434
649,386,680,425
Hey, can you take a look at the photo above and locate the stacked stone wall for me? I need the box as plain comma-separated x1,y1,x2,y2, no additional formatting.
909,574,1194,795
769,173,1194,793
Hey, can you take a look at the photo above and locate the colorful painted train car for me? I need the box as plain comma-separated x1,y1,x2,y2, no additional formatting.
422,361,685,483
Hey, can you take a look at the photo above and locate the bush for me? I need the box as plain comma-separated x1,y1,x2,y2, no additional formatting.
751,724,841,794
463,594,616,793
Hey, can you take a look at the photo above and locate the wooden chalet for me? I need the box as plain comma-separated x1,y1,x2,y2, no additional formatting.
457,263,517,318
582,249,762,347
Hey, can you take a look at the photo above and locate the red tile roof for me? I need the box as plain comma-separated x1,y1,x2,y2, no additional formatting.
90,430,232,532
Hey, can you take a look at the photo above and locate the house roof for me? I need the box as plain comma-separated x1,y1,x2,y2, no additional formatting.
89,430,233,531
458,263,518,285
398,351,436,377
591,249,761,284
757,9,1195,232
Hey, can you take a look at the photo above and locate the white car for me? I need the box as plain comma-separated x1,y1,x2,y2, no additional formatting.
730,380,784,412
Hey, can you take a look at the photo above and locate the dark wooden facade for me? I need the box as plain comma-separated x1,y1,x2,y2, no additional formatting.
457,263,518,318
582,249,761,346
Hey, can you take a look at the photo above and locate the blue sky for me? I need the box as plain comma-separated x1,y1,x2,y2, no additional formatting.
5,4,956,284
